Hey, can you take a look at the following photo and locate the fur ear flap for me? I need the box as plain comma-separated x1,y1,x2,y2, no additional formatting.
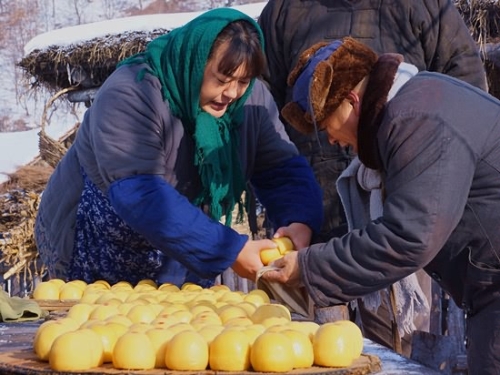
287,41,330,87
281,101,315,134
309,60,333,124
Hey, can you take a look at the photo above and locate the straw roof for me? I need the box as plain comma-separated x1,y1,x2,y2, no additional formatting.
18,29,169,93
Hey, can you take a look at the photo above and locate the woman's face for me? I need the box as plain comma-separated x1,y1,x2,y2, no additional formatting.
200,44,251,118
320,99,359,152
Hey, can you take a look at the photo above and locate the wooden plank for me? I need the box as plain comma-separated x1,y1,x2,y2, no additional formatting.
0,349,381,375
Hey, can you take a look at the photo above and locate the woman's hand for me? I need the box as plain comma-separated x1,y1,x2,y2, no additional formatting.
231,238,275,281
262,250,302,286
273,222,312,250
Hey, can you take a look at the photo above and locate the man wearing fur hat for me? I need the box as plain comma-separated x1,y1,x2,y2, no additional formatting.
262,37,500,374
259,0,488,357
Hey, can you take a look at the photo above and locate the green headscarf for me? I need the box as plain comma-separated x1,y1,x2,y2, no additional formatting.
119,8,264,225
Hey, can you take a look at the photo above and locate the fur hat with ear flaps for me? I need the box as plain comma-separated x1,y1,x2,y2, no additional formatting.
282,37,378,134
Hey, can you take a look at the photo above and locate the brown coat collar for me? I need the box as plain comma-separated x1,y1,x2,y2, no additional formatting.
358,53,404,170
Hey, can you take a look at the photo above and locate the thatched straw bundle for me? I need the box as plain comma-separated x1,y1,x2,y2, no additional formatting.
19,29,170,93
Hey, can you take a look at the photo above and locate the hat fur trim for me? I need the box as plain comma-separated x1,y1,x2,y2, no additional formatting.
282,37,378,134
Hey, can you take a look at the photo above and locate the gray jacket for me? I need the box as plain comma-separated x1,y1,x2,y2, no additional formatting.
300,72,500,311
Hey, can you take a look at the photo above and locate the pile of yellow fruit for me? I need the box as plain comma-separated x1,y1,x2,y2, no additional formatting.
32,278,364,372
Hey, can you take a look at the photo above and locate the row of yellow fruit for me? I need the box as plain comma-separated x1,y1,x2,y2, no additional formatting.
32,277,364,372
32,278,273,305
36,313,362,372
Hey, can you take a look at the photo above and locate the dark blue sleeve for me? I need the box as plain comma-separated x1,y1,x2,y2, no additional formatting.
251,155,323,234
108,175,248,279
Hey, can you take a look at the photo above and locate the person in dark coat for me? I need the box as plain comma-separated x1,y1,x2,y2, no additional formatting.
34,8,323,288
258,0,488,356
263,37,500,374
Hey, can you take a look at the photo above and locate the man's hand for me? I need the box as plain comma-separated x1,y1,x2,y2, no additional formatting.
273,222,312,250
262,250,302,287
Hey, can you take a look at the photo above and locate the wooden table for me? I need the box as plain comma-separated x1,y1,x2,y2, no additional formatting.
0,319,443,375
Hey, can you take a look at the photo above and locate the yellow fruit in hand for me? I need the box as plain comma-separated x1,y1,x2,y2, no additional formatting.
313,321,358,367
260,248,282,266
49,329,103,371
165,331,208,371
32,281,60,300
272,237,294,254
209,329,251,371
112,331,155,370
281,329,314,369
250,331,294,373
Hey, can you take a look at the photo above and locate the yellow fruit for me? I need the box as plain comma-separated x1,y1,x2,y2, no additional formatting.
92,279,111,289
88,304,120,321
151,316,180,329
190,303,215,316
66,303,95,325
68,279,87,289
282,329,314,369
218,305,248,324
111,281,133,291
137,278,158,288
181,282,203,291
32,281,60,300
224,317,254,327
288,321,320,341
59,283,84,301
272,237,294,254
209,329,251,371
250,332,294,373
127,322,152,333
236,301,258,316
260,248,282,266
146,327,176,368
126,304,158,324
250,303,291,324
33,319,79,361
79,292,102,304
47,279,66,289
168,322,195,335
112,331,155,370
332,320,364,358
133,284,157,293
49,329,103,371
197,324,225,344
89,323,118,363
209,284,231,292
165,331,208,371
218,291,244,303
190,311,222,326
158,283,181,292
313,322,356,367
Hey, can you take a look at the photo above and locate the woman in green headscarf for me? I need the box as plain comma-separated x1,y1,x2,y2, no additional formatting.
34,7,323,287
